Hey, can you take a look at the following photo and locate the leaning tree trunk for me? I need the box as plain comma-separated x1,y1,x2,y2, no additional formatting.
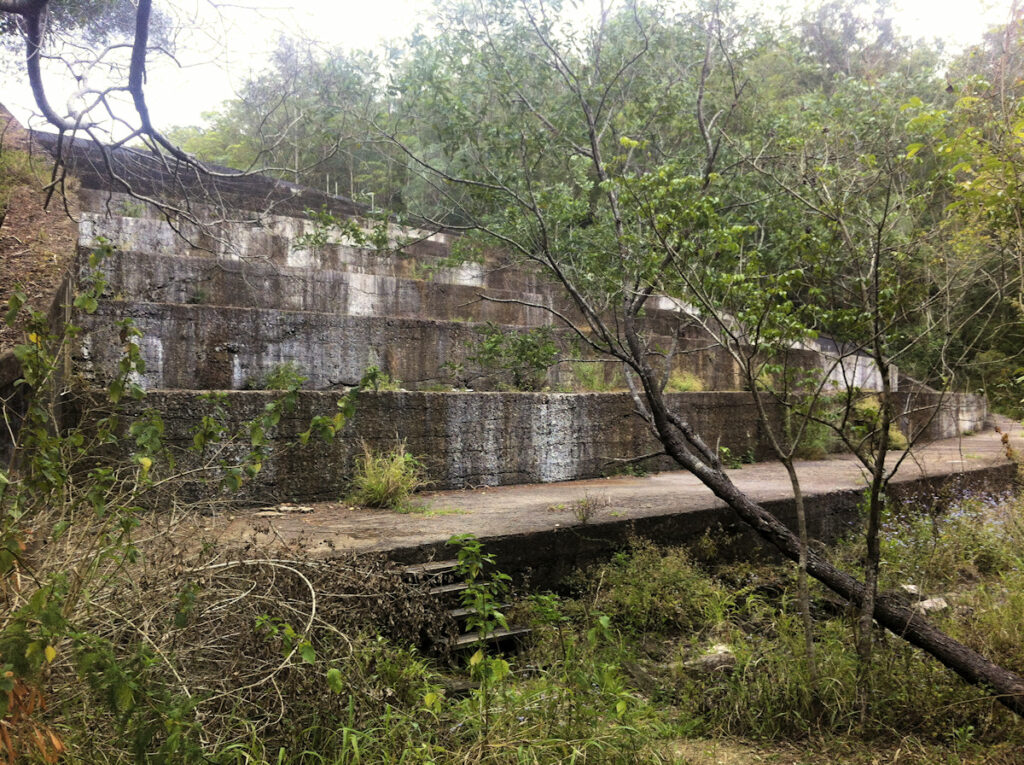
708,461,1024,713
622,332,1024,716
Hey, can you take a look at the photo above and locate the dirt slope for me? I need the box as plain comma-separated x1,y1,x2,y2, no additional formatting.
0,105,77,352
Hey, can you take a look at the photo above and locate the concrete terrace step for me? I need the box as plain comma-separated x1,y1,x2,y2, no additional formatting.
78,208,553,294
85,249,569,327
117,388,985,502
75,300,541,390
73,300,744,391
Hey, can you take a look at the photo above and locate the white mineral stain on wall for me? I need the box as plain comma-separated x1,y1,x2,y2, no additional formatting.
533,395,577,483
136,335,163,390
78,217,96,247
232,355,245,390
450,263,485,287
286,246,314,269
345,272,381,317
825,353,884,391
445,396,500,486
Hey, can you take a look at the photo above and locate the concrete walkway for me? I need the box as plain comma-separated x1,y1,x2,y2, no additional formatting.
211,419,1022,568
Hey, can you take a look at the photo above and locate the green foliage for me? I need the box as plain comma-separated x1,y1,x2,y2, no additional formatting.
348,441,427,510
847,395,908,454
717,446,743,470
469,323,559,391
244,360,308,390
665,370,704,393
255,614,317,664
0,246,208,760
168,39,405,209
792,415,840,460
447,533,511,642
293,205,400,254
361,364,402,391
0,249,378,762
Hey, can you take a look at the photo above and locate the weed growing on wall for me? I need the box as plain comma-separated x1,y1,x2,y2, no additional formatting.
469,322,559,391
292,205,403,254
665,370,704,392
244,360,308,390
568,360,625,391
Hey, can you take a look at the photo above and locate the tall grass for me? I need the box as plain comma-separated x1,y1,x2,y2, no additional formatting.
348,441,427,510
47,495,1024,763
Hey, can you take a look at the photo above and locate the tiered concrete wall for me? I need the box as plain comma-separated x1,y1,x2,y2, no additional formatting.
70,201,754,392
0,130,987,507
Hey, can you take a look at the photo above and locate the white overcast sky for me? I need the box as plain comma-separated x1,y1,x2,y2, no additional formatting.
0,0,1016,133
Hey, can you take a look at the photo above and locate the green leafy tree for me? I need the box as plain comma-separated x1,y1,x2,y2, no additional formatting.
383,0,1024,716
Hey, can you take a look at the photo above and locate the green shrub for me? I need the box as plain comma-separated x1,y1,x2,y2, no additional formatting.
588,541,732,636
363,364,402,391
849,395,908,452
666,370,704,392
245,361,307,390
793,416,840,459
469,323,559,391
569,360,625,391
348,441,428,510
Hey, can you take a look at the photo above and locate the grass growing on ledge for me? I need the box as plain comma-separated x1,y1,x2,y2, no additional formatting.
665,370,705,392
569,360,625,392
348,441,428,510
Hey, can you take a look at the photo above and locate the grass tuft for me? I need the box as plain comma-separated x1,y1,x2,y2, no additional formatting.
348,441,428,510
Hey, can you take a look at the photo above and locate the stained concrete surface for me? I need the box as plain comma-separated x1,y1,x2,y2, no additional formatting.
208,419,1020,577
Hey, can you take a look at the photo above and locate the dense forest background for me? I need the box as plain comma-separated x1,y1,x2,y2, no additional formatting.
162,0,1024,415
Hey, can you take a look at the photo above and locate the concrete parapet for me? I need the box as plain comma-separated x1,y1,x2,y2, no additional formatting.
115,388,991,505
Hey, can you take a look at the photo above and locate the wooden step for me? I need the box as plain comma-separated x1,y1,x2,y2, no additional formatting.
429,582,469,597
448,604,510,622
402,559,459,578
451,626,532,650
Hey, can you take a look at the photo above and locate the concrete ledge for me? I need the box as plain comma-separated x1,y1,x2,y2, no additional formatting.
71,301,747,391
78,210,550,294
124,390,773,500
383,462,1017,585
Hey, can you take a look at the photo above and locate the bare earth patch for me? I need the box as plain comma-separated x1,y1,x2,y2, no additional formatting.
0,106,77,352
